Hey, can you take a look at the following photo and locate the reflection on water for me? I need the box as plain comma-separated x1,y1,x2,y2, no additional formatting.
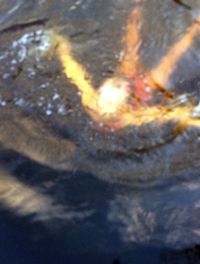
108,182,200,247
0,0,23,24
1,0,200,263
0,168,93,221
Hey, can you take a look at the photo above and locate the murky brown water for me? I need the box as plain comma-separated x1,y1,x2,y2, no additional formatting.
1,0,200,263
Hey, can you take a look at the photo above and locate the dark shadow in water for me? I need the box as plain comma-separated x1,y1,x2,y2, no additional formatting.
0,147,162,264
0,207,163,264
0,148,200,263
0,18,49,34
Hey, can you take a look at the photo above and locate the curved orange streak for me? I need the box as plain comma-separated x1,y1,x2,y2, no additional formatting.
54,34,98,111
118,7,142,78
149,17,200,88
119,7,200,91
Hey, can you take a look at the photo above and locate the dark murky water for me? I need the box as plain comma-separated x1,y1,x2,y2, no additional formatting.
1,0,200,263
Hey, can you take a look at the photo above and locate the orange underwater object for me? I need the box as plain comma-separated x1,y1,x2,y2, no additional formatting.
53,6,200,131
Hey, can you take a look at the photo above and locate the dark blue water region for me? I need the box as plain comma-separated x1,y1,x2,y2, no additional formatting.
0,208,162,264
1,208,200,264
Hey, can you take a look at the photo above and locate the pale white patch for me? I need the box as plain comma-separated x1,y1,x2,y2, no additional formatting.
57,104,66,115
7,2,22,15
98,78,129,115
40,83,49,89
52,93,59,100
27,68,36,77
11,30,52,63
177,94,188,105
2,73,10,79
0,53,8,61
69,5,76,11
11,59,17,65
193,229,200,236
192,102,200,118
0,97,6,107
46,109,52,116
15,98,26,107
145,86,151,92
